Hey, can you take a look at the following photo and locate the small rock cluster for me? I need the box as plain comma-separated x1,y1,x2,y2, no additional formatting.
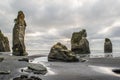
13,75,41,80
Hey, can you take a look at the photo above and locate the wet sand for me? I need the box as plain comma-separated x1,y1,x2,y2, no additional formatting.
36,58,120,80
0,52,120,80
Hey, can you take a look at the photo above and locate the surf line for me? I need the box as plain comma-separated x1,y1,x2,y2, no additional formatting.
30,57,57,76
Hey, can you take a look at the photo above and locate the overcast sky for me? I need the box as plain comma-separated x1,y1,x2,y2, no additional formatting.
0,0,120,50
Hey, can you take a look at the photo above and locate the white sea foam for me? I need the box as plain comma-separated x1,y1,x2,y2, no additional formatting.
45,67,57,76
30,57,57,76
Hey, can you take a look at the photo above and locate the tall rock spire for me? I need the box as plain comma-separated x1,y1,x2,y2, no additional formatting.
12,11,27,56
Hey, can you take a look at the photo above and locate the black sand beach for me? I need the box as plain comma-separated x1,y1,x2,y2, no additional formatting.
40,58,120,80
0,52,120,80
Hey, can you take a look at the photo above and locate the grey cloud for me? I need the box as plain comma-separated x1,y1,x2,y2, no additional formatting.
109,26,120,37
0,0,120,50
10,0,79,30
76,0,120,37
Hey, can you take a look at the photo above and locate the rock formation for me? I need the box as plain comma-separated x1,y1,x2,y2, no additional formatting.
48,42,79,62
104,38,112,53
12,11,27,56
71,29,90,54
0,30,10,52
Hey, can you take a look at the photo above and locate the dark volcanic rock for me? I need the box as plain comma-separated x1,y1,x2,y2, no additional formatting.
20,75,28,78
0,57,4,62
28,63,47,74
112,69,120,74
71,29,90,54
18,58,29,62
12,11,27,56
0,70,10,74
0,30,10,52
22,63,47,75
13,75,42,80
30,76,42,80
48,42,79,62
104,38,112,53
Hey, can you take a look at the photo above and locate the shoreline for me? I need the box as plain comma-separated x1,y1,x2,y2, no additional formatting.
0,53,120,80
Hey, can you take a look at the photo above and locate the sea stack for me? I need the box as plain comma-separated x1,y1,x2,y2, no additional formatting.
0,30,10,52
48,42,79,62
104,38,112,53
12,11,27,56
71,29,90,54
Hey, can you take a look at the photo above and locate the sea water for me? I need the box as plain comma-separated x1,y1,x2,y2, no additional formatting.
27,49,120,58
1,49,119,58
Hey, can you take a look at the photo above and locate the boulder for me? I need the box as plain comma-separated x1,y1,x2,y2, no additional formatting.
104,38,112,53
71,29,90,54
12,11,27,56
0,30,10,52
28,63,47,74
48,42,79,62
22,63,47,75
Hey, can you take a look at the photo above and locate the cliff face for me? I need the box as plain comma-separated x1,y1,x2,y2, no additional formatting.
12,11,27,56
0,30,10,52
71,29,90,54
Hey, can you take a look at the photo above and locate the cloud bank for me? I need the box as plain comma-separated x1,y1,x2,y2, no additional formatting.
0,0,120,50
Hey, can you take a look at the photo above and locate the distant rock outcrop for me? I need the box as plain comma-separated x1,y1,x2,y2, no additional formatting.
12,11,27,56
0,30,10,52
48,42,79,62
104,38,112,53
71,29,90,54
